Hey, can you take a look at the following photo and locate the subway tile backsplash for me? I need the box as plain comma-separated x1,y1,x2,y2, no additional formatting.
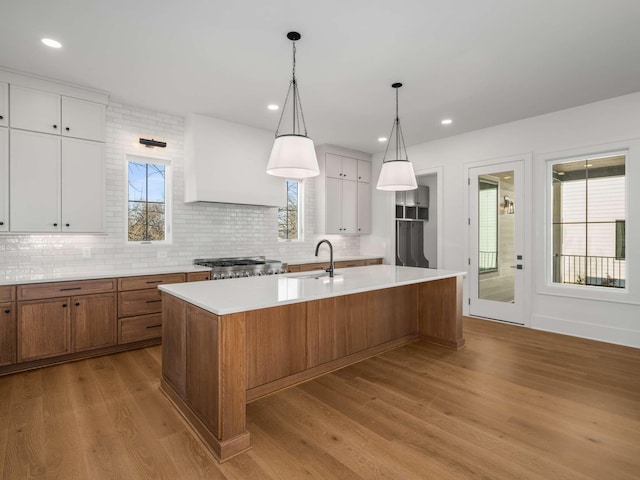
0,103,360,275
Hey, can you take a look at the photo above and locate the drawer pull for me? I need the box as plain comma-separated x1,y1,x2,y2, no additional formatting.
146,299,162,303
146,324,162,329
146,280,163,284
4,309,10,314
60,287,82,291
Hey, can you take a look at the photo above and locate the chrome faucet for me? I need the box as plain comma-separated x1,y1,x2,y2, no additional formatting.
315,239,335,277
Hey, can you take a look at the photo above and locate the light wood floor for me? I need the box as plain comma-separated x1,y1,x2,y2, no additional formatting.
1,317,639,479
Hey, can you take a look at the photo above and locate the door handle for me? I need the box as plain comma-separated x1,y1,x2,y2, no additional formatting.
510,265,523,270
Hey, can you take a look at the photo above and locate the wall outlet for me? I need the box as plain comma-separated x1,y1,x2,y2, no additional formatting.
157,250,168,259
82,247,91,259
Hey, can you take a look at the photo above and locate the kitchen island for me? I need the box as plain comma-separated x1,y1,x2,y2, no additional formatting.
158,265,465,462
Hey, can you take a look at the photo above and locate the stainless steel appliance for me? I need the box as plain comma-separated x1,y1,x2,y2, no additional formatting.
193,256,288,280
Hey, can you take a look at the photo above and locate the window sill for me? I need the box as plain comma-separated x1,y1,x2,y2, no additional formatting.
536,283,639,306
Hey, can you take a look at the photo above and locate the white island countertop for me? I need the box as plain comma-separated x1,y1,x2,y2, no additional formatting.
159,265,466,316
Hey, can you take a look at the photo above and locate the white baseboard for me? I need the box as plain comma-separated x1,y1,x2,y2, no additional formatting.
531,314,640,349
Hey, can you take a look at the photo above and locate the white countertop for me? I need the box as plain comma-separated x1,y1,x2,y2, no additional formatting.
159,265,466,316
0,264,211,286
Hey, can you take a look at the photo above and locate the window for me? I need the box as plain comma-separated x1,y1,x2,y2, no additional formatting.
127,156,169,242
550,152,626,288
278,180,301,240
478,178,498,272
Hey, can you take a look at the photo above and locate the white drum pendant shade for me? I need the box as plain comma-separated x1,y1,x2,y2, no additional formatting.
267,134,319,178
376,160,418,191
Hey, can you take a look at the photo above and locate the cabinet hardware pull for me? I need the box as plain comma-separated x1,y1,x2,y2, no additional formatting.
53,124,58,129
146,299,162,303
53,223,58,227
4,309,10,314
0,115,3,119
146,280,163,284
0,221,4,225
62,303,67,307
60,287,81,291
65,127,70,131
146,324,162,329
65,223,70,227
75,302,80,306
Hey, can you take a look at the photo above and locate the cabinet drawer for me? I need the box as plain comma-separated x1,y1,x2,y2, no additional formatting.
118,289,162,317
119,314,162,344
118,273,186,291
17,278,116,301
365,258,383,266
0,285,15,302
335,260,366,268
187,271,211,282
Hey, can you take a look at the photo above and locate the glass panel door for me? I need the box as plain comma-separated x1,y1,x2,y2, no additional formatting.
469,161,524,324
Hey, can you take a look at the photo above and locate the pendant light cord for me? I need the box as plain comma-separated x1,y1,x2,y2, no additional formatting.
382,85,409,164
274,39,309,138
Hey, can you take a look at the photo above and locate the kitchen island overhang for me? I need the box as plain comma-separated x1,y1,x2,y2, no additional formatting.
159,265,466,462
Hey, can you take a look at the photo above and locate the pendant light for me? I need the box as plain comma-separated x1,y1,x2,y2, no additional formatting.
267,32,319,178
376,83,417,191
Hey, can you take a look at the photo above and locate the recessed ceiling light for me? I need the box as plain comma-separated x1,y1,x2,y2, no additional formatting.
441,118,453,125
378,137,387,142
41,38,62,49
267,104,279,111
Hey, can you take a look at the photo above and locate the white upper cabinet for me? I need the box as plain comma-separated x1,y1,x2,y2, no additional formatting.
9,85,105,142
62,96,105,142
357,182,371,234
0,83,8,127
315,145,372,235
0,128,8,231
61,138,104,232
357,160,371,183
10,130,61,232
326,153,358,181
10,85,61,135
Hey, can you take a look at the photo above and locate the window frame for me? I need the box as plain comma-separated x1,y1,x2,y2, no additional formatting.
125,154,172,245
478,177,499,274
538,143,634,304
278,179,303,242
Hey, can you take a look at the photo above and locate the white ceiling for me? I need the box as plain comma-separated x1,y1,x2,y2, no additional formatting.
2,0,640,154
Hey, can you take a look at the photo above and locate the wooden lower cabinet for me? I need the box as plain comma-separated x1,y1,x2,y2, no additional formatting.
119,314,163,344
288,258,383,272
72,293,117,352
18,298,71,362
0,302,16,366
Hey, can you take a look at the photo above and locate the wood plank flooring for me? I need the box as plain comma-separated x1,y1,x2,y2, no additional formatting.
1,317,639,479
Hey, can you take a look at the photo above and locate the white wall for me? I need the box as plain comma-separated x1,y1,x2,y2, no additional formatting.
370,92,640,348
0,102,360,276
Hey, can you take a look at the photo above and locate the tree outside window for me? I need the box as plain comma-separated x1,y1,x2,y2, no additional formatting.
128,159,168,242
278,180,301,240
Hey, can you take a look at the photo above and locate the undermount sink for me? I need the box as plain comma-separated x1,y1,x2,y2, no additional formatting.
288,272,342,280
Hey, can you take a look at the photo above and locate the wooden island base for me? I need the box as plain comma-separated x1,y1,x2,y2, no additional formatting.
160,276,464,462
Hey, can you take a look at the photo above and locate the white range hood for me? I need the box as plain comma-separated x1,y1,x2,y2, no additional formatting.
184,114,287,207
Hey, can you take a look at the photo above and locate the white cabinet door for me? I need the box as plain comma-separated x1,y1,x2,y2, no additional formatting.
341,180,358,234
0,83,8,127
357,181,371,234
341,157,358,181
62,97,105,142
62,138,104,232
0,128,8,231
10,130,61,232
10,85,61,135
325,153,343,179
357,160,371,183
325,177,343,234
